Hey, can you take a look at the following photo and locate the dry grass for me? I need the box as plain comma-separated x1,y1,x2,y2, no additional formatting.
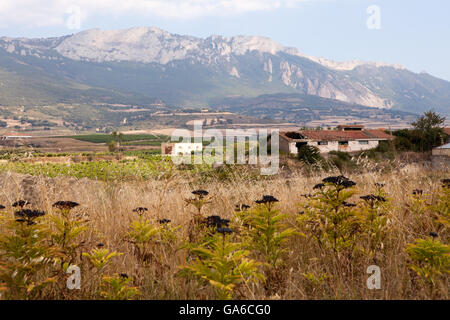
0,163,448,300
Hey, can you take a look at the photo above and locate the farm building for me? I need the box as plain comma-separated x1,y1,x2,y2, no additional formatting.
161,142,203,156
280,125,394,154
432,142,450,168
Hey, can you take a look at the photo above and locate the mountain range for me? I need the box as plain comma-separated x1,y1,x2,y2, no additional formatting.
0,26,449,115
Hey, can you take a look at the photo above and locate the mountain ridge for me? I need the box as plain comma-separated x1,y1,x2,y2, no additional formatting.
3,26,407,71
0,26,449,115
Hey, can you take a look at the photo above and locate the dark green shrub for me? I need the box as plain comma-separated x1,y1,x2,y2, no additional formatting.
297,145,323,166
328,151,356,171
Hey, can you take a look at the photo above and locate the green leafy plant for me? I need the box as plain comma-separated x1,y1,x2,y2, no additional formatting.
406,237,449,296
100,274,140,300
357,191,391,256
126,209,160,263
50,201,88,266
81,247,124,299
82,248,122,270
407,189,429,216
430,180,450,231
297,145,323,167
239,196,296,269
406,238,449,283
185,190,212,215
297,176,361,254
0,209,57,299
185,190,212,242
157,219,181,246
180,229,264,300
236,196,296,295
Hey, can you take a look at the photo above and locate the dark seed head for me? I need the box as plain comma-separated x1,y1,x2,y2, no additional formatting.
192,190,209,199
313,183,325,190
14,209,45,218
205,215,229,228
158,219,171,225
12,200,30,208
255,195,279,205
53,201,80,210
441,179,450,188
375,183,385,188
429,232,438,238
235,204,250,211
217,227,233,235
360,195,386,203
205,215,221,226
14,209,45,224
412,189,423,195
120,273,129,279
0,204,5,210
133,207,148,215
322,175,356,189
96,243,104,248
343,202,357,208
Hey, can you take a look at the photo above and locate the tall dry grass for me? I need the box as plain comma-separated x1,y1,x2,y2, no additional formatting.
0,163,448,300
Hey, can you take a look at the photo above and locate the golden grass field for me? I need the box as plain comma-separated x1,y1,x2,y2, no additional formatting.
0,162,448,300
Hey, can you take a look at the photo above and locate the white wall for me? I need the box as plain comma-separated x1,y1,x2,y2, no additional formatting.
173,143,203,155
308,140,379,153
284,140,381,154
308,141,338,153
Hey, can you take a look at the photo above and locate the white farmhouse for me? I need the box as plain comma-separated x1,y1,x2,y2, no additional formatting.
280,125,394,154
161,142,203,156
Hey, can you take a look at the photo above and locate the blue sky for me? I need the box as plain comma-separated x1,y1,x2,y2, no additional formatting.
1,0,450,81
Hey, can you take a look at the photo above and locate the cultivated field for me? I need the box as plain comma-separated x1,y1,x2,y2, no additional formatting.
0,134,170,154
0,158,448,300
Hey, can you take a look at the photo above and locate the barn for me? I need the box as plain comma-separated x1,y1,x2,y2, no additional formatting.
280,125,394,154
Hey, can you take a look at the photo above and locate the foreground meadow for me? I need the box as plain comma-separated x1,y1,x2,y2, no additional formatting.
0,160,448,300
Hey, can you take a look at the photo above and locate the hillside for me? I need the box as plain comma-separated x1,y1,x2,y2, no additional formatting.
0,27,449,115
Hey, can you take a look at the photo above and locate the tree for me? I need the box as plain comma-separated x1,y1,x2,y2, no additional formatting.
107,140,118,152
118,133,124,146
297,144,323,166
411,110,446,152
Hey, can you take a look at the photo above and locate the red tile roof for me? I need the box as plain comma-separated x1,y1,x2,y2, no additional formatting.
444,128,450,136
364,129,395,140
281,129,394,142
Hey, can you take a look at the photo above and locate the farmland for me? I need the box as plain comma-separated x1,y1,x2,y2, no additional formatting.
61,134,169,144
0,133,171,155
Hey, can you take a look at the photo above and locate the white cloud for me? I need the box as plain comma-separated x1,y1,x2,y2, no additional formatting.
0,0,318,28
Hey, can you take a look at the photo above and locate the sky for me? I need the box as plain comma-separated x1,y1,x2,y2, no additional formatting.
0,0,449,81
